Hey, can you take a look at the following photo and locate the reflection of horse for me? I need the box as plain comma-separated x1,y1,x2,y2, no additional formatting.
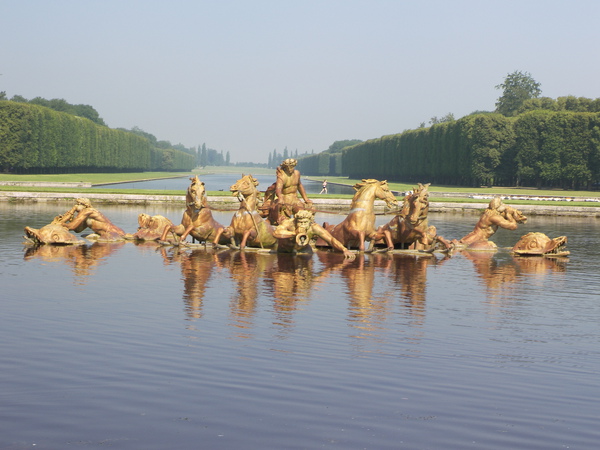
375,183,452,251
160,176,228,246
321,179,398,251
212,174,277,249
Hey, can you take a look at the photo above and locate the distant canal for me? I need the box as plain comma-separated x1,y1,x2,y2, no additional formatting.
94,173,356,195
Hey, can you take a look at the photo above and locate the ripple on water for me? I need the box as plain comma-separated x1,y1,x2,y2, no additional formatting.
1,204,600,449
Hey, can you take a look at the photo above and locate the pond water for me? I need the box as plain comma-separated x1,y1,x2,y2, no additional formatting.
94,173,356,195
1,203,600,449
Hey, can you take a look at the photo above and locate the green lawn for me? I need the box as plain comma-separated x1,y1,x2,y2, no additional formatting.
308,176,600,198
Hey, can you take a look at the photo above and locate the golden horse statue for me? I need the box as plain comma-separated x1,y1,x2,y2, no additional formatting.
212,174,277,249
159,176,228,246
375,183,453,252
320,179,398,251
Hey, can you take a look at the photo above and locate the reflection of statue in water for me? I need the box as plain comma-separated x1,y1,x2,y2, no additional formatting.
60,198,126,241
461,250,519,300
273,210,355,259
263,158,314,225
455,197,527,250
461,249,567,306
23,241,125,282
386,254,435,316
268,253,315,326
218,250,276,337
178,249,217,319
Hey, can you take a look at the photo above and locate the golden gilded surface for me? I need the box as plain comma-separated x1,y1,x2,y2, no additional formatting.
23,174,568,260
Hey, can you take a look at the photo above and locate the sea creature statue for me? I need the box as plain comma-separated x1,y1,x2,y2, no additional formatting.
129,214,174,241
24,215,85,245
511,232,569,257
375,183,453,252
59,198,127,241
320,179,398,251
212,174,277,249
159,176,228,246
273,209,355,259
261,158,314,225
454,196,527,251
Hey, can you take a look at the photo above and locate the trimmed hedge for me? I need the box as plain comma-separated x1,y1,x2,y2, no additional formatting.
0,101,195,173
298,111,600,189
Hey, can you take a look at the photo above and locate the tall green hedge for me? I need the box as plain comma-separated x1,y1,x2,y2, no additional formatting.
0,101,195,173
299,111,600,189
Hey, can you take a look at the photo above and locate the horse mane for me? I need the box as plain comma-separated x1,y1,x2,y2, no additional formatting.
415,182,430,193
240,174,259,187
353,178,386,191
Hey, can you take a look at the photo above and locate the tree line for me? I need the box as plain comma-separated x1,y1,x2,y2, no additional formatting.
298,109,600,189
0,101,196,173
297,72,600,189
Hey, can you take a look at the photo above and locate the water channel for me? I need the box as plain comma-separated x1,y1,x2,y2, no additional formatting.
1,200,599,449
94,173,357,196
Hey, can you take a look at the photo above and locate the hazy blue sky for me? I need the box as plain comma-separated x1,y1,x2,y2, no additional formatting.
2,0,599,163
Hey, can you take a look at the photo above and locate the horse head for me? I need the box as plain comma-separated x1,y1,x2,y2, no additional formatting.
352,179,398,209
231,174,260,201
405,183,430,225
186,176,206,211
375,180,398,209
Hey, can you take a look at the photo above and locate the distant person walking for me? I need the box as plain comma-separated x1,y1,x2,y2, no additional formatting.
320,179,328,194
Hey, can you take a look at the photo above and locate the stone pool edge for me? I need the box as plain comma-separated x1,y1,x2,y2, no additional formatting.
2,190,600,217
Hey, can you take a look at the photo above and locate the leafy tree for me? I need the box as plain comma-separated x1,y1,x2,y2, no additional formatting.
10,95,28,103
518,96,600,114
0,91,7,100
429,113,455,125
467,110,493,116
495,70,542,116
13,95,106,125
128,126,158,145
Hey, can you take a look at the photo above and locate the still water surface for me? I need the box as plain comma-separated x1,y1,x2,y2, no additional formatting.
1,203,599,449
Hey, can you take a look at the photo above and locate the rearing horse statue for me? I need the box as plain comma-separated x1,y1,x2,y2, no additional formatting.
212,174,277,249
320,179,398,251
375,183,453,252
159,175,228,246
